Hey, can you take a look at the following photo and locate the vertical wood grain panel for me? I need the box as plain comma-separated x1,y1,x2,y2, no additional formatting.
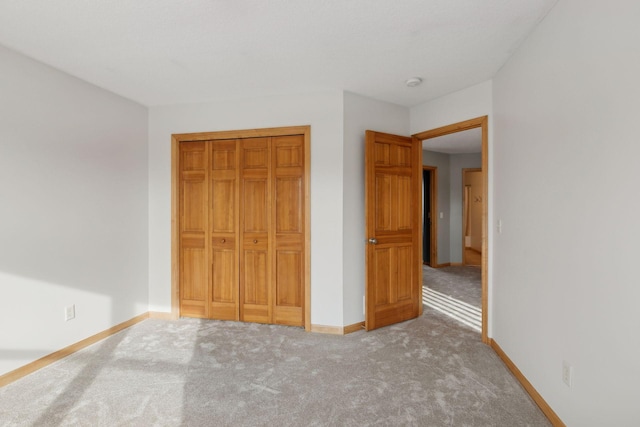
240,137,271,323
276,251,302,307
209,139,239,321
275,177,302,233
243,250,268,305
181,179,206,233
211,179,235,233
182,248,206,300
243,180,268,232
273,135,305,326
211,249,235,302
365,131,420,331
179,141,209,318
396,245,413,301
374,248,391,305
397,175,411,230
375,174,391,231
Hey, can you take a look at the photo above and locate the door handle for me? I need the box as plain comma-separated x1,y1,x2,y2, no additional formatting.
368,238,378,245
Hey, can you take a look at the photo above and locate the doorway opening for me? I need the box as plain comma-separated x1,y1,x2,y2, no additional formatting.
413,116,488,343
422,166,437,267
463,168,482,266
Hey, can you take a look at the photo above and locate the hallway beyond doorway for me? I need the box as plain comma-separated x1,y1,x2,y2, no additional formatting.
423,265,481,332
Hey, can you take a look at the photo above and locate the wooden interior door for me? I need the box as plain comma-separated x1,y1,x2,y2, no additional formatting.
365,131,421,331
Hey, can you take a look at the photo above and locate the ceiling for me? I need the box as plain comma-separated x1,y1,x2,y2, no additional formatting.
0,0,557,108
422,128,481,154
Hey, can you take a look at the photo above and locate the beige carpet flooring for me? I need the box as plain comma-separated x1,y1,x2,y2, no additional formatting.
0,308,549,426
423,265,482,309
423,265,482,333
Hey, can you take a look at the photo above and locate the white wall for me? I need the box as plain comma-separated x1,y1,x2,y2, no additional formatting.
0,45,149,376
410,81,493,134
342,92,409,326
492,0,640,424
411,81,493,334
449,153,482,263
148,91,346,327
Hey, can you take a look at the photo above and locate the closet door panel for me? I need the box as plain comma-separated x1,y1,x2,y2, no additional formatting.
273,135,305,326
243,180,268,232
180,244,207,317
179,130,307,328
179,142,209,318
240,138,272,323
211,179,235,232
209,140,239,320
241,246,270,323
275,248,303,326
182,179,207,232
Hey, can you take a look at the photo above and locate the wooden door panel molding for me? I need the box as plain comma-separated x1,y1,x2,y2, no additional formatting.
242,150,269,169
211,179,236,233
375,174,392,231
242,250,269,305
274,135,303,168
211,140,237,170
181,247,207,301
397,176,412,230
242,180,269,232
242,304,270,324
180,178,207,233
180,141,207,171
276,250,303,307
275,177,302,233
242,137,269,169
211,249,236,302
365,131,422,331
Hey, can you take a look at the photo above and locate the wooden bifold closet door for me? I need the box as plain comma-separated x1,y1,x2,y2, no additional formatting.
178,134,305,327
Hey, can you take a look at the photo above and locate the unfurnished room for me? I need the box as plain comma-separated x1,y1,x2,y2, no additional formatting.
1,1,639,426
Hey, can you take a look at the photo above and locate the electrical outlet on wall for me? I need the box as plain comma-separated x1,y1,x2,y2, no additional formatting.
65,304,75,321
562,360,573,387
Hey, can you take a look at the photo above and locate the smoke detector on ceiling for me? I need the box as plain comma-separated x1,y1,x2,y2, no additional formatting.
405,77,423,87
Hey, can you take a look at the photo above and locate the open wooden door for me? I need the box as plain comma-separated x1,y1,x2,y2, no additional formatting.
365,131,422,331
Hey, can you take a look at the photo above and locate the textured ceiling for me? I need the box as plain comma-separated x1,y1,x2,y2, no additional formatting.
423,128,481,154
0,0,557,107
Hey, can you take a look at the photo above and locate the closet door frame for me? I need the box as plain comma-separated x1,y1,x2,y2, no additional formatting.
171,126,311,331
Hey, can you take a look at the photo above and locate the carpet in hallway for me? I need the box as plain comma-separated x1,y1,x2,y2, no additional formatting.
0,310,549,426
423,265,481,309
